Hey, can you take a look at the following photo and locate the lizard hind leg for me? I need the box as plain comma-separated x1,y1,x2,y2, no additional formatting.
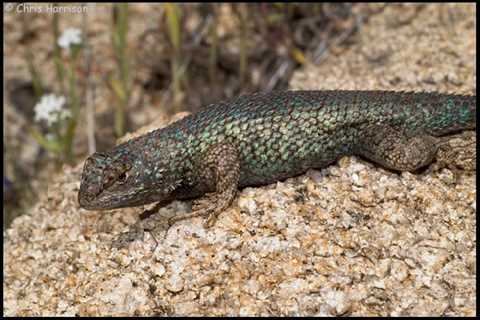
168,143,241,227
356,125,439,172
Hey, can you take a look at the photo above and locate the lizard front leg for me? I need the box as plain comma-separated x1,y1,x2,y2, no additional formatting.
111,143,240,249
168,142,241,227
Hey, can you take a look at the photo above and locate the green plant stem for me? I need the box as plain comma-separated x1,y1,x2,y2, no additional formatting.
25,49,44,99
63,64,79,163
112,3,130,137
165,3,183,111
208,7,218,84
236,4,248,87
52,5,66,94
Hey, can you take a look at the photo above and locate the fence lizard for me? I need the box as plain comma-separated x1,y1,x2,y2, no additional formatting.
78,90,476,248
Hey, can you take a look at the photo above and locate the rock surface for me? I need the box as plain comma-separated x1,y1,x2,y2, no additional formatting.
4,4,476,316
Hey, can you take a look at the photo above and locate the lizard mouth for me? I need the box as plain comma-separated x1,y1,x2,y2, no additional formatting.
78,179,105,209
78,175,155,210
78,188,158,210
78,186,125,210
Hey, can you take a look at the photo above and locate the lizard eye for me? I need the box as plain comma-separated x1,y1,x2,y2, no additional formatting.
118,171,128,183
102,170,129,188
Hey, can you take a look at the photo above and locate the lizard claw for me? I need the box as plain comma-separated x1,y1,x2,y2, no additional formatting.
111,227,145,249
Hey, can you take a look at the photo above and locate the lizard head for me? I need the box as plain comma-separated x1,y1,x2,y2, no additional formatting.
78,147,180,210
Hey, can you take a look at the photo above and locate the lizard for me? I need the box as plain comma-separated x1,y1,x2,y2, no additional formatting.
77,90,476,248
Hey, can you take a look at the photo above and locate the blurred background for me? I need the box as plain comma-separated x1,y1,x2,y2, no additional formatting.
3,3,475,227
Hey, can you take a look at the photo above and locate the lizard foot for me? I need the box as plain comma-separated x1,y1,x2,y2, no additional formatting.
111,211,170,250
435,131,476,172
424,131,476,183
111,224,145,249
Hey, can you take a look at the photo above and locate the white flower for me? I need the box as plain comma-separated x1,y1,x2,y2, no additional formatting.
57,27,82,51
59,109,72,120
34,94,71,126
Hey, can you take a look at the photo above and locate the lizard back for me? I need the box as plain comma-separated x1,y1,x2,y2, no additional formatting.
141,90,476,186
